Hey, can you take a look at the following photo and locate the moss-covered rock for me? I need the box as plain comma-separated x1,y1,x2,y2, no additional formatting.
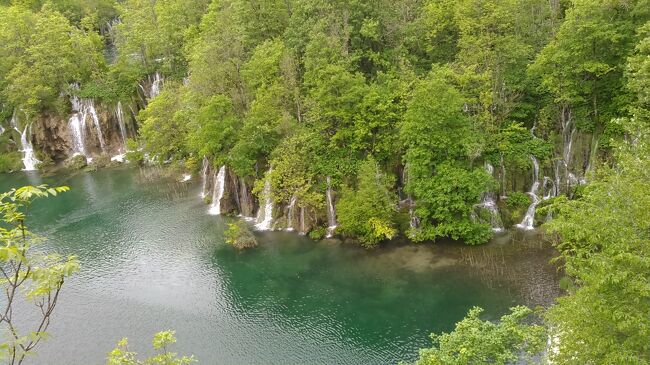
63,154,87,170
92,154,111,168
224,221,258,250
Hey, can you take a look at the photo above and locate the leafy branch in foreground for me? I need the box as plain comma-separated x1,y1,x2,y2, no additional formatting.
107,330,195,365
0,185,79,365
405,306,546,365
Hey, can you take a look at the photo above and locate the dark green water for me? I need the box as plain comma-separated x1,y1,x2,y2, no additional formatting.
0,168,560,365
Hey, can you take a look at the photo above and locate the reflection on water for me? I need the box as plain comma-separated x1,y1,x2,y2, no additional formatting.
0,169,560,365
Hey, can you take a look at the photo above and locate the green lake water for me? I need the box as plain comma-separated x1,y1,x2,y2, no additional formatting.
0,168,561,365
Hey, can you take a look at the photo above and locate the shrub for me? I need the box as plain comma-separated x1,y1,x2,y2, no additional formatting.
224,221,258,250
0,151,23,173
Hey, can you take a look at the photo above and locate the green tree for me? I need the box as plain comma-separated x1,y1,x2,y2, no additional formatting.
405,306,546,365
107,330,194,365
400,68,493,244
0,185,79,364
543,118,650,364
337,156,398,247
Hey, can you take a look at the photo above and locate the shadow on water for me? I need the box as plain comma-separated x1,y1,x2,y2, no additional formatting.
0,169,561,365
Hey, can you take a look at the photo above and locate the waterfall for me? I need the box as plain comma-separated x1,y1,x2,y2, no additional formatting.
255,169,274,230
116,102,128,151
299,207,306,235
543,176,557,200
208,165,227,215
68,97,106,159
325,176,338,238
0,124,5,135
239,179,252,217
517,156,541,230
18,125,40,171
476,162,504,232
11,113,40,171
150,72,163,98
200,157,210,198
286,195,297,231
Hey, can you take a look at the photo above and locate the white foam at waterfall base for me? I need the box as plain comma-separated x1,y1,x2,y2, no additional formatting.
286,196,297,231
325,176,338,238
516,156,541,230
111,154,125,163
180,174,192,182
255,170,274,230
208,166,227,215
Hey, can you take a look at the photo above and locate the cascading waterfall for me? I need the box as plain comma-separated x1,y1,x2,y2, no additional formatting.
558,109,578,191
517,156,541,230
150,72,163,98
200,157,210,199
239,179,253,218
286,196,297,231
476,163,504,232
543,176,557,200
18,125,40,171
10,112,40,171
68,97,106,159
300,207,306,235
255,169,274,230
208,166,227,215
325,176,338,238
116,101,128,151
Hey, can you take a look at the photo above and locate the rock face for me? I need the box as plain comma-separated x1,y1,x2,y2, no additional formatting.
32,99,137,162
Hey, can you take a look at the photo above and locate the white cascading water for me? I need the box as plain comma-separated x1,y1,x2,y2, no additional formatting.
543,176,557,200
68,97,106,159
299,207,306,235
286,196,297,231
255,169,274,230
517,156,541,230
116,101,128,151
208,166,227,215
10,113,40,171
476,162,504,232
200,157,210,198
150,72,163,98
325,176,338,238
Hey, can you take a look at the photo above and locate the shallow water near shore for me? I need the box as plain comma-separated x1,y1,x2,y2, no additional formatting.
0,168,561,365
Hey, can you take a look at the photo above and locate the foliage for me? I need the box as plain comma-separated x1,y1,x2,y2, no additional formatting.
124,139,144,166
224,221,258,250
64,154,88,170
308,227,326,241
0,4,104,116
543,119,650,364
401,69,494,244
0,185,79,364
504,191,531,210
0,152,22,173
337,157,398,247
106,330,195,365
405,306,546,365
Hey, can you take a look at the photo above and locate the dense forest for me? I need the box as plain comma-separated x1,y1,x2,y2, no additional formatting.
0,0,649,362
0,0,648,246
